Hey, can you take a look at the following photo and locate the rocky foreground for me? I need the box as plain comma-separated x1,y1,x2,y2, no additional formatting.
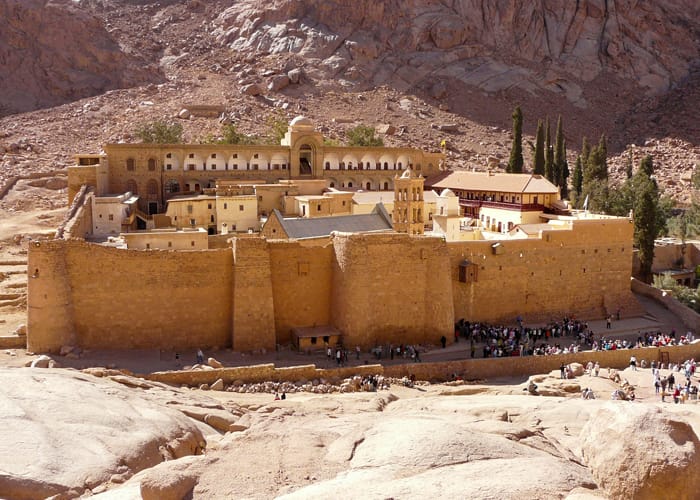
1,363,700,499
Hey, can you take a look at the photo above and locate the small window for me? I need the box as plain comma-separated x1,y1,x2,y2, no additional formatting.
210,215,214,223
239,204,244,211
211,153,217,158
191,241,195,247
310,337,317,345
224,203,228,209
166,153,172,158
254,153,259,159
126,158,135,171
233,153,238,159
166,164,172,170
146,243,150,249
317,204,321,211
208,203,212,209
108,214,114,221
258,196,263,201
211,165,217,170
148,158,156,171
187,205,193,214
99,214,102,218
168,242,172,247
342,201,346,206
189,153,195,159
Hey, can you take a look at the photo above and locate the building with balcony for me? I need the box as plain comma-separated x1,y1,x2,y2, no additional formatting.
427,170,564,234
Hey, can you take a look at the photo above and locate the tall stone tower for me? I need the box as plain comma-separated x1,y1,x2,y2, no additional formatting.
393,167,424,234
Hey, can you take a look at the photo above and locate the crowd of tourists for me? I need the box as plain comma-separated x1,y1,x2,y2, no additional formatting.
452,317,696,359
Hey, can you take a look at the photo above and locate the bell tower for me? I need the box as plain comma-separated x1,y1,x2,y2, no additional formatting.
392,167,424,235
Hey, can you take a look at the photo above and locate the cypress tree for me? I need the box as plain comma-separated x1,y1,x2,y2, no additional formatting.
581,137,590,169
560,139,570,199
639,154,654,177
507,106,524,173
554,116,566,193
572,155,583,197
544,118,553,181
625,150,634,179
585,135,608,183
633,159,660,283
533,119,545,175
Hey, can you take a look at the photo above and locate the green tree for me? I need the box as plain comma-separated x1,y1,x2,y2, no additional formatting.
544,118,553,181
554,117,568,197
625,150,634,179
221,124,257,145
572,155,583,198
580,137,590,165
264,112,289,145
346,125,384,147
507,106,524,173
634,170,660,282
135,120,183,144
532,119,545,175
639,154,654,177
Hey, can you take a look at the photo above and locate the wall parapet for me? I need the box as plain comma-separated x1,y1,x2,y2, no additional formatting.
143,343,700,386
631,277,700,332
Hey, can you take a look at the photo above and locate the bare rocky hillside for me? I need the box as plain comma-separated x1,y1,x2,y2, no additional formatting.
0,0,699,206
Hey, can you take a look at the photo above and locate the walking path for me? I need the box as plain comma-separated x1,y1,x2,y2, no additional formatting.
1,294,693,374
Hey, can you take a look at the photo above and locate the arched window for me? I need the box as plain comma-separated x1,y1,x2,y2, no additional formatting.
126,158,135,171
366,182,371,190
147,179,158,195
125,179,138,195
329,182,335,188
147,158,156,171
325,162,330,170
383,162,388,170
383,182,389,190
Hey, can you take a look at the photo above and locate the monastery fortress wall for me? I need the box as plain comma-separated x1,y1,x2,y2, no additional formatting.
28,216,640,353
449,218,638,324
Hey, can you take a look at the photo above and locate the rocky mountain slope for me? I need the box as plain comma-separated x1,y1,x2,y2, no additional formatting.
0,0,161,117
0,0,698,206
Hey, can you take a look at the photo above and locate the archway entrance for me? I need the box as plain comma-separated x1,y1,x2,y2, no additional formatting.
299,144,313,175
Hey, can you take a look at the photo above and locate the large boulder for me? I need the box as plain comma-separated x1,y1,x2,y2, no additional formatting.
139,456,200,500
0,368,204,499
581,403,700,499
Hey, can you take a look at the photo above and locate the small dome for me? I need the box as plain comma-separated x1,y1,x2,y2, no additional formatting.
289,116,314,130
440,188,456,197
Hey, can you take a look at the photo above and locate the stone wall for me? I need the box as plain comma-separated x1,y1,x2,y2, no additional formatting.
631,278,700,332
448,218,641,324
231,238,276,351
28,239,233,352
146,343,700,387
28,218,643,354
268,241,334,344
331,232,454,348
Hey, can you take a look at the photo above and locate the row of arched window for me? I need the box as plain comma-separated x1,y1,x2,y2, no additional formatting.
324,161,407,171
